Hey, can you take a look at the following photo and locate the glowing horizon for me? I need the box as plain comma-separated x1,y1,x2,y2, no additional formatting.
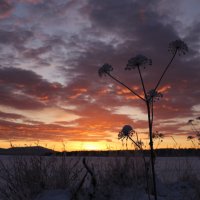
0,134,197,152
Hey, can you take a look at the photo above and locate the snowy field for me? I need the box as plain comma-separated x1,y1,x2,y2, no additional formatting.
0,156,199,200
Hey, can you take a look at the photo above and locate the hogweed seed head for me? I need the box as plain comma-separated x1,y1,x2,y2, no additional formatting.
153,131,164,139
125,54,152,70
187,135,195,140
168,40,188,56
98,63,113,77
118,125,135,140
147,89,163,102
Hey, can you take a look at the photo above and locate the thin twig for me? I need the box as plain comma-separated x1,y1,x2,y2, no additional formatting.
71,158,89,200
151,100,154,127
83,158,97,200
128,136,142,149
71,171,88,200
135,131,139,142
191,124,199,135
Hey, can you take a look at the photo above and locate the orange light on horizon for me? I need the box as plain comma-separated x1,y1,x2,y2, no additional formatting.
0,134,196,152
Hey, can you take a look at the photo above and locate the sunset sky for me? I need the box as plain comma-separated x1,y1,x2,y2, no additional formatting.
0,0,200,151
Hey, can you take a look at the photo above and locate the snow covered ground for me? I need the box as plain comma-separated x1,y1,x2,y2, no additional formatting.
0,156,199,200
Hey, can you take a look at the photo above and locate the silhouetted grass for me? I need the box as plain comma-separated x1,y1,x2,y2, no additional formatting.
0,155,199,200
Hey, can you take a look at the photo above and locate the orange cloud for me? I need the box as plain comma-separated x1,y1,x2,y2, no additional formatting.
69,88,87,99
116,86,143,100
158,84,171,93
38,95,49,102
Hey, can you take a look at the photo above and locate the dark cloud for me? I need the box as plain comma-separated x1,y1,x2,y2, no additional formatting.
88,0,148,32
185,22,200,56
0,67,43,85
0,29,33,50
0,0,13,19
0,67,64,109
0,85,45,110
23,45,52,60
20,0,44,4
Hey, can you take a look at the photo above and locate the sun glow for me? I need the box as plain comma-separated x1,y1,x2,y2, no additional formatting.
54,141,110,151
83,142,105,151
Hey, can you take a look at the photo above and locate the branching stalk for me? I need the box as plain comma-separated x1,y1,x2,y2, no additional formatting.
154,50,177,92
125,64,158,199
99,40,187,200
107,73,145,102
137,66,147,99
137,64,157,199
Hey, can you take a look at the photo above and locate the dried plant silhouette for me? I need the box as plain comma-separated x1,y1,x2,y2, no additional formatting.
153,131,165,149
98,40,188,200
187,117,200,146
118,125,143,149
118,124,151,200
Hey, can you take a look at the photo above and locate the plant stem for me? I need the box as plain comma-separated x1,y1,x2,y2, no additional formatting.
147,102,157,200
151,100,154,127
154,50,177,92
136,65,157,199
128,136,142,149
137,66,147,99
128,135,151,200
107,73,146,102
